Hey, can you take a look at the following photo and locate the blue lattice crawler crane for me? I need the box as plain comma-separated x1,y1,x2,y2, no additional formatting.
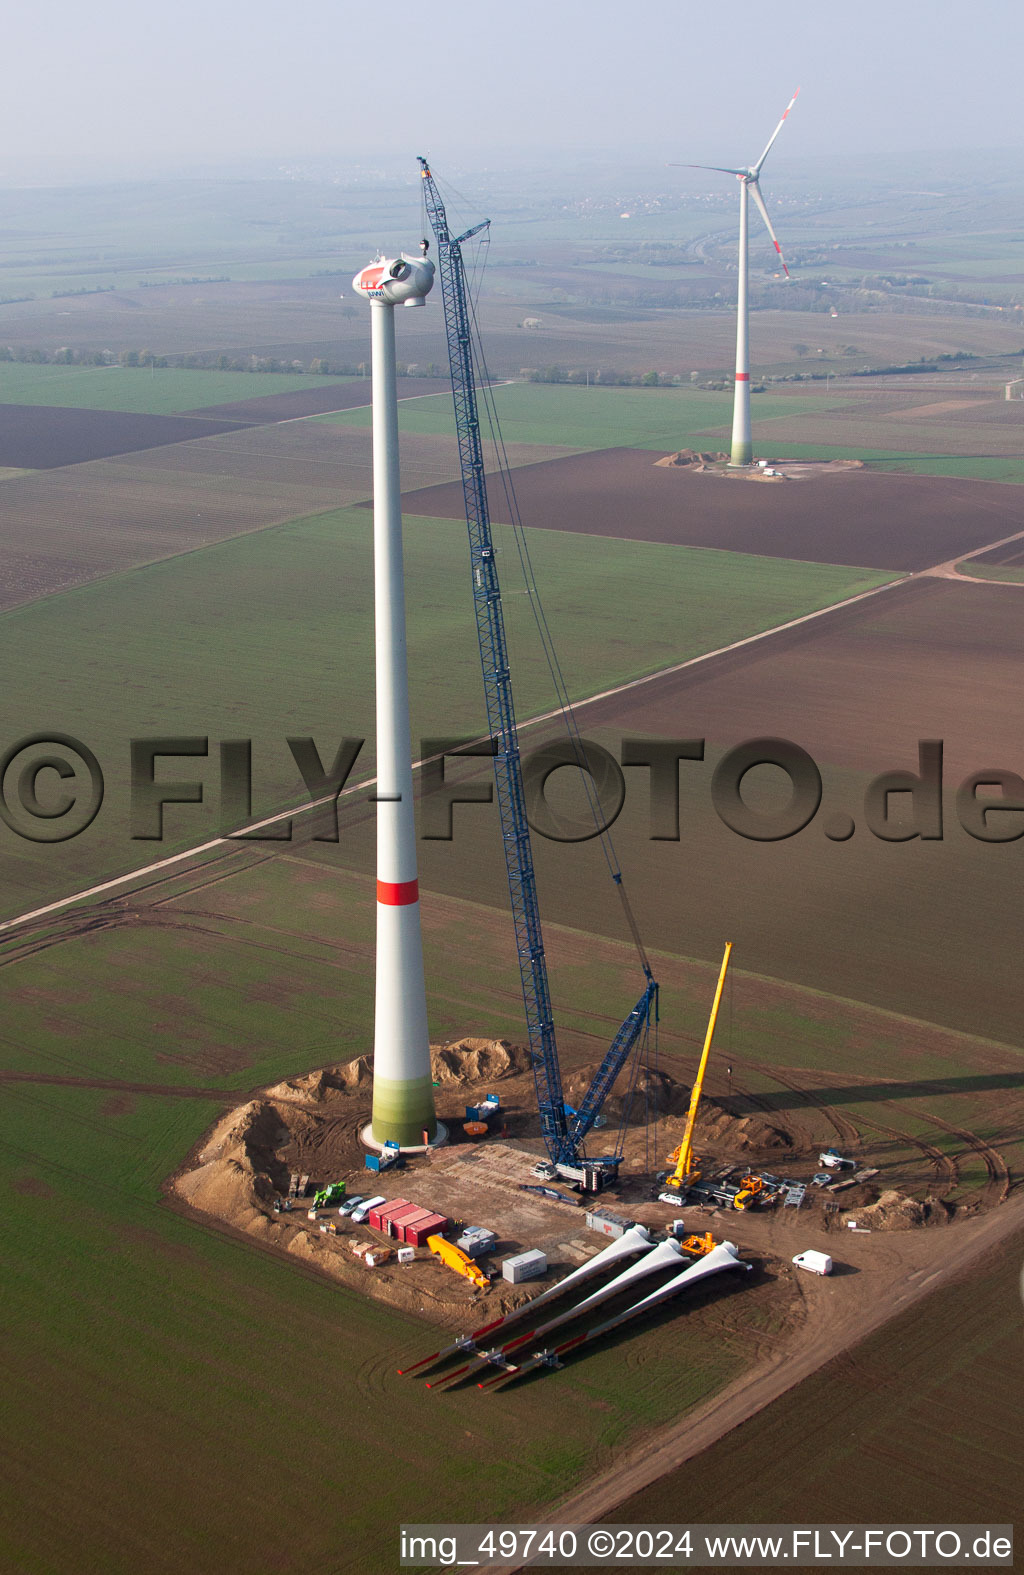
419,158,658,1196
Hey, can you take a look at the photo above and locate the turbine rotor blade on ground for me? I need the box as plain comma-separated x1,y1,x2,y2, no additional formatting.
752,87,800,175
748,180,791,277
400,1226,653,1376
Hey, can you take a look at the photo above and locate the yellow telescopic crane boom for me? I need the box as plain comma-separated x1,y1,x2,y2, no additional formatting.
666,942,733,1192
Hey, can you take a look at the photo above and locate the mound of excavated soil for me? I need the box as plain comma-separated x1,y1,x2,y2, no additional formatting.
267,1040,530,1100
561,1063,791,1151
657,449,728,468
846,1189,929,1231
429,1037,531,1085
176,1041,532,1235
174,1099,284,1234
266,1056,372,1104
701,1106,793,1152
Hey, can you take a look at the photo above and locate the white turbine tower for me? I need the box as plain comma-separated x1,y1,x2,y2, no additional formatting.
352,249,443,1150
677,89,799,466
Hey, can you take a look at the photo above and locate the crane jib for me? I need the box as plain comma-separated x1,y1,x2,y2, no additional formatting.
418,157,656,1170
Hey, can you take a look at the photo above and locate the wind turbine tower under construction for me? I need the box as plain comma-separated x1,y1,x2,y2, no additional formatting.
352,248,442,1151
677,89,799,466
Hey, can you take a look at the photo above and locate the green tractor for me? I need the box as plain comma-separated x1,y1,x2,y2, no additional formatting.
312,1182,346,1209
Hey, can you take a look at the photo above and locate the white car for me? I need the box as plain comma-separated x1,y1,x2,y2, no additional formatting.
658,1191,687,1208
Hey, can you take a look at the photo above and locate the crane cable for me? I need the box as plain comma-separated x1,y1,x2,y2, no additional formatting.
459,242,653,980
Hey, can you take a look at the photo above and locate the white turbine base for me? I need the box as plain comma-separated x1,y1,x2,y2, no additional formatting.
361,1121,449,1155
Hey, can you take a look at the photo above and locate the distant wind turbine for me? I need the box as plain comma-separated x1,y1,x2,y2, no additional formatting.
674,89,799,466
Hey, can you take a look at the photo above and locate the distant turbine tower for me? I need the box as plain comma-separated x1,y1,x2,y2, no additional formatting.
352,248,442,1150
675,89,799,466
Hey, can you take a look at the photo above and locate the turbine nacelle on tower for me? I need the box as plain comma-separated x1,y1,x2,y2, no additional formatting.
671,87,799,278
352,254,435,308
670,89,800,467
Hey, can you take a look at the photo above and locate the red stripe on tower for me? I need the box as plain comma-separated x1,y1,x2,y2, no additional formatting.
377,878,420,906
735,372,750,382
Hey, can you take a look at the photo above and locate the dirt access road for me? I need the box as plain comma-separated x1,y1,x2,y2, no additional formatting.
479,1192,1024,1575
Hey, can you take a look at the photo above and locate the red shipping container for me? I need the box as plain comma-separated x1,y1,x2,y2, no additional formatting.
405,1213,449,1247
373,1199,412,1230
385,1204,426,1240
368,1198,410,1232
392,1206,435,1243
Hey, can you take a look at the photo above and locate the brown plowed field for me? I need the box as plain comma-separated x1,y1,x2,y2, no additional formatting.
0,454,334,611
399,447,1022,570
384,575,1024,1044
0,402,253,468
185,376,451,421
577,575,1024,781
0,425,575,611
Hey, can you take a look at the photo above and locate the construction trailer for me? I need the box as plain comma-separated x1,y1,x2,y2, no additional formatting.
456,1227,497,1259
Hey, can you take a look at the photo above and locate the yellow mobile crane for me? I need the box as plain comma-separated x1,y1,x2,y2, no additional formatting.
662,942,732,1198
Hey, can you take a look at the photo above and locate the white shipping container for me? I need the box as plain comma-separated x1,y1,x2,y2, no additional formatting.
502,1249,548,1283
585,1208,632,1239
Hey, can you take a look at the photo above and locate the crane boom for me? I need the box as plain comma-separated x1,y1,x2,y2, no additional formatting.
418,157,656,1177
665,942,733,1192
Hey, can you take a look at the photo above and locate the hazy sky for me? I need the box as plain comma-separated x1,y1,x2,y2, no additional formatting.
4,0,1022,177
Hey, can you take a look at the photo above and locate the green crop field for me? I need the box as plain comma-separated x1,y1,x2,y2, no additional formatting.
316,382,830,452
4,840,1021,1571
0,505,893,922
957,561,1024,582
0,874,767,1575
0,362,356,415
4,159,1024,1575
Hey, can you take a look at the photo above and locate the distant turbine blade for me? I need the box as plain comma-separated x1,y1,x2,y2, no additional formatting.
752,87,800,175
669,163,747,176
749,181,790,277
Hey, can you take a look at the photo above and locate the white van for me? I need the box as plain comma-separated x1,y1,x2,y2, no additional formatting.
792,1250,832,1276
351,1194,386,1225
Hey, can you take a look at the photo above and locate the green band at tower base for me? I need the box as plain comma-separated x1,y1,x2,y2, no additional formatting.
729,442,752,467
371,1073,438,1148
